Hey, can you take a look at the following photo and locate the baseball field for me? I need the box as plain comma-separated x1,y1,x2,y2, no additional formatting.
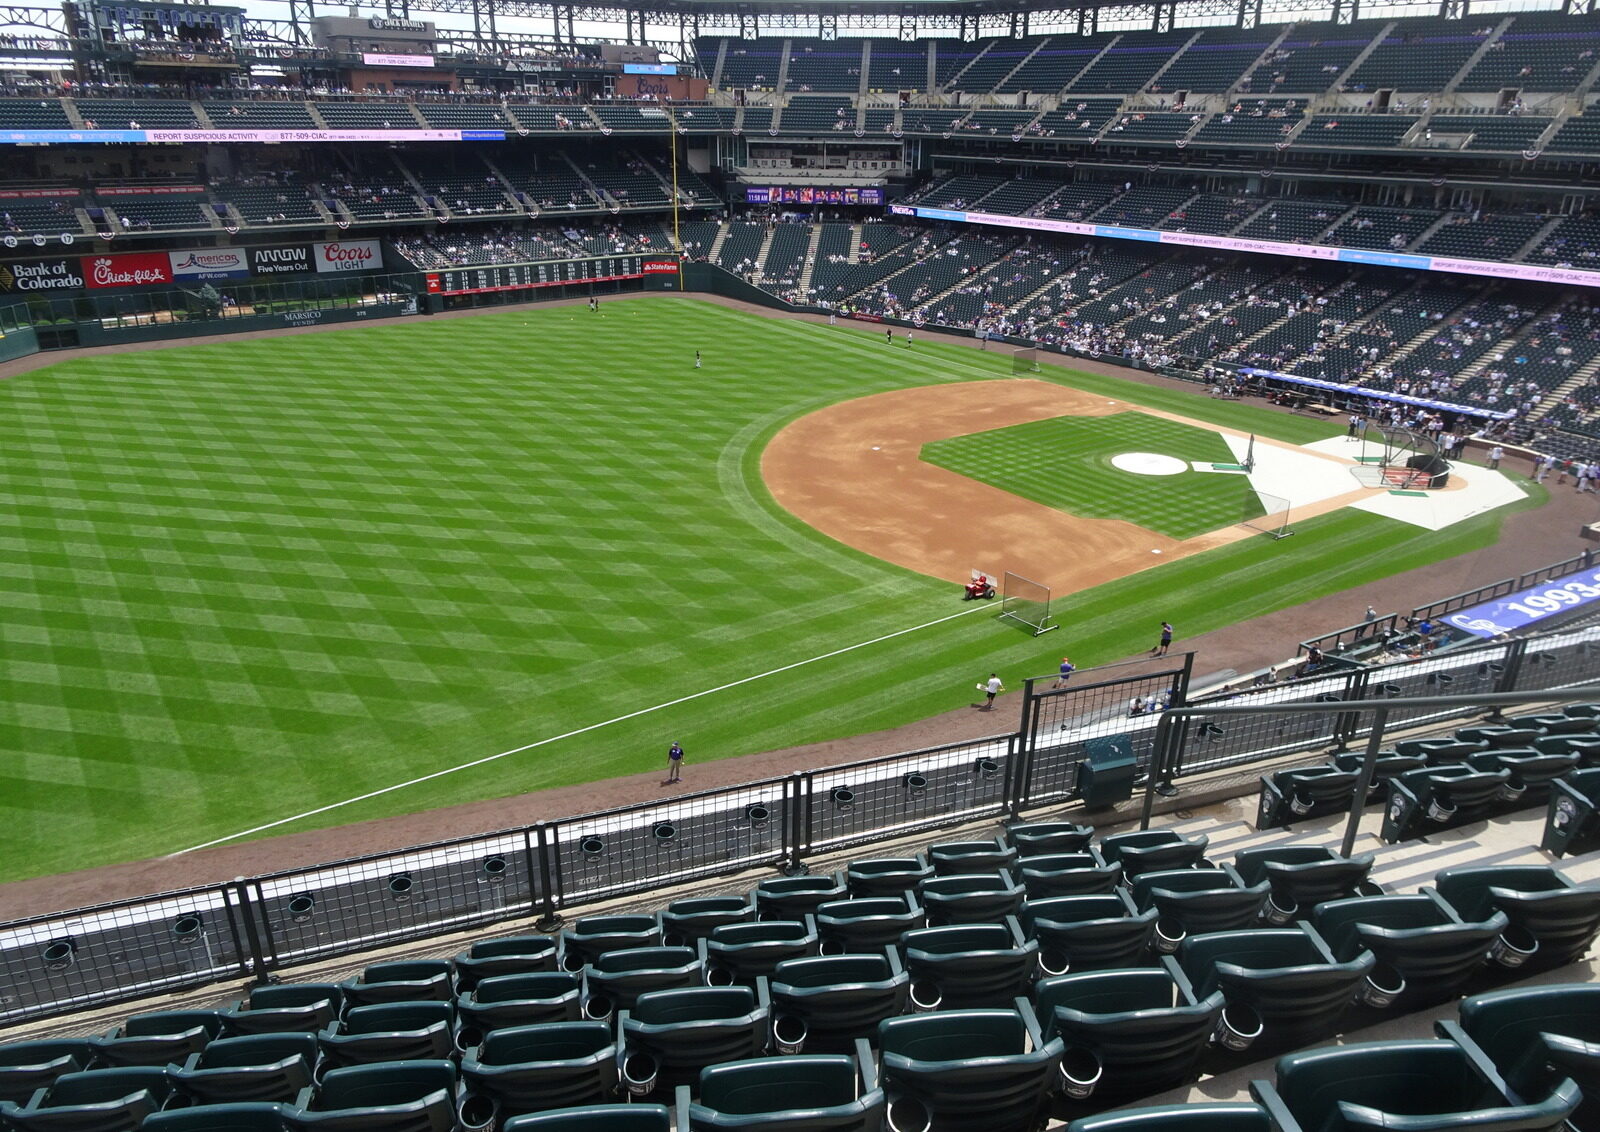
0,297,1540,883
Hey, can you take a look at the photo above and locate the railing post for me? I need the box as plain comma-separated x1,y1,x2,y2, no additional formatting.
1140,714,1175,830
533,822,561,932
1003,732,1026,820
231,878,274,986
1341,706,1388,859
783,772,809,876
1498,638,1529,701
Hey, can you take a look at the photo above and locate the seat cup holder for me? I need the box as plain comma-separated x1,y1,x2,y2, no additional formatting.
622,1051,659,1097
458,1093,498,1132
1426,796,1458,824
773,1014,807,1055
707,966,735,987
887,1095,933,1132
583,994,614,1021
1039,948,1071,977
819,937,846,956
1356,880,1385,897
1213,1003,1263,1052
561,951,586,973
1495,780,1527,803
41,940,76,971
1264,894,1298,926
909,980,942,1012
1357,962,1406,1009
1061,1048,1102,1100
1490,925,1540,969
1289,794,1315,816
1154,918,1186,954
454,1025,484,1053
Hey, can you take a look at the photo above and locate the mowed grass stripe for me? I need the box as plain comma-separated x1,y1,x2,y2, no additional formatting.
0,299,1527,878
922,412,1263,538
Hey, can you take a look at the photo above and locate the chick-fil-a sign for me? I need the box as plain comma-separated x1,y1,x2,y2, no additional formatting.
313,239,380,274
81,251,173,289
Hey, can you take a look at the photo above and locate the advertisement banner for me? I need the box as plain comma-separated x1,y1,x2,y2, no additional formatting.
360,52,434,67
81,251,172,289
1446,569,1600,638
0,127,505,145
746,187,884,205
642,260,679,274
0,257,82,292
169,247,249,280
312,239,381,274
250,245,312,276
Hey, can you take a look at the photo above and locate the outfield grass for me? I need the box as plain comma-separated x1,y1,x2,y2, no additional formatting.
0,299,1536,880
921,411,1263,538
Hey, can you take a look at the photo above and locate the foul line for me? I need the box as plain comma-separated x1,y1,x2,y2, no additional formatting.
170,603,991,856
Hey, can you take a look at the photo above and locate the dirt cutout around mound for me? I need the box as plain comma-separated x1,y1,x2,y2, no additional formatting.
762,378,1363,594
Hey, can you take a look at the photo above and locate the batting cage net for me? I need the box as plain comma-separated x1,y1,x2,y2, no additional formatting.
1011,347,1040,374
1243,490,1294,539
1001,571,1058,635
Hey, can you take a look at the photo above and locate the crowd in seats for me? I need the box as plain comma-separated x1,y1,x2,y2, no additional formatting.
0,195,78,237
1325,206,1438,251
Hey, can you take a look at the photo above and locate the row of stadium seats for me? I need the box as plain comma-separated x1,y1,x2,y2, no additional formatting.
3,809,1595,1132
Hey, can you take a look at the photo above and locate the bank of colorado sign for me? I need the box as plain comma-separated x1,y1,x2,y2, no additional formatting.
0,239,384,292
0,257,83,291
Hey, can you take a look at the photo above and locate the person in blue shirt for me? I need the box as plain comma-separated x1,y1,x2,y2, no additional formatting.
1053,657,1075,689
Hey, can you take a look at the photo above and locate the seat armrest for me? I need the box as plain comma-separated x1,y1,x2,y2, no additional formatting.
1249,1079,1300,1132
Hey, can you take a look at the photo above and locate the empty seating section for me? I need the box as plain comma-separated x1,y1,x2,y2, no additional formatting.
1154,33,1275,93
1159,195,1260,235
495,155,597,212
862,107,898,134
714,41,783,89
0,97,71,127
0,196,78,237
426,177,514,216
950,41,1036,93
976,178,1063,216
916,174,1006,209
673,105,734,133
1457,14,1600,91
785,39,865,91
109,195,209,232
1235,199,1343,242
75,98,198,128
1102,112,1201,145
1547,109,1600,155
1033,99,1122,140
1298,115,1419,149
779,97,856,133
413,103,515,130
1249,33,1374,93
1194,101,1304,145
935,42,987,89
1094,186,1197,228
997,37,1108,93
507,105,591,132
867,41,926,91
220,186,320,226
1071,32,1178,93
1345,21,1490,91
584,163,670,208
588,105,672,132
203,101,318,129
1325,206,1438,250
960,108,1044,136
1036,182,1120,221
314,102,416,129
1417,213,1545,259
738,107,773,134
1426,115,1553,153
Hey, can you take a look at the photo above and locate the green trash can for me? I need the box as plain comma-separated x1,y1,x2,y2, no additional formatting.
1080,736,1137,809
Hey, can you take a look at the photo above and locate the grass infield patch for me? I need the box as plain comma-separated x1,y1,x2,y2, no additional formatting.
920,411,1266,539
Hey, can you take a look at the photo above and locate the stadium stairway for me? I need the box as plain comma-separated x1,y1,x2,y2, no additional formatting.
1442,18,1513,94
750,228,778,286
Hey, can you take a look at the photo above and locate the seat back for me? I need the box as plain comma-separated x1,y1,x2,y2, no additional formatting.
1064,1103,1272,1132
771,955,909,1052
1457,984,1600,1102
919,873,1025,926
455,936,558,988
142,1103,293,1131
901,924,1039,1010
1019,854,1122,898
302,1059,457,1132
690,1054,883,1132
929,840,1020,876
878,1010,1062,1132
0,1041,91,1105
463,1023,617,1113
1006,822,1093,856
501,1104,672,1132
846,857,933,898
663,899,755,945
1436,866,1600,965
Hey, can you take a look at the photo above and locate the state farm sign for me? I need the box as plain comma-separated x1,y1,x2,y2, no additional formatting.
313,239,380,274
82,251,172,289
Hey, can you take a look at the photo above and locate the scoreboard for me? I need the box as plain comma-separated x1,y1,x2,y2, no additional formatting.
425,255,677,296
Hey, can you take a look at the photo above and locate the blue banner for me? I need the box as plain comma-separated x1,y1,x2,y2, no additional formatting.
1238,367,1513,420
1446,568,1600,638
1,129,146,144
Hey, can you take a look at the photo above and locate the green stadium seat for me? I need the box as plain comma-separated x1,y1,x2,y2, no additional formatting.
1313,892,1503,1009
1130,868,1271,951
877,1005,1063,1132
929,839,1020,876
1021,893,1158,974
677,1050,886,1132
846,857,934,899
1331,753,1426,794
663,897,757,945
142,1102,293,1131
502,1105,672,1132
1018,852,1123,898
318,1002,453,1069
1005,822,1094,856
705,920,818,985
1466,750,1580,804
919,872,1027,926
1394,739,1487,762
561,916,664,972
0,1042,91,1106
770,953,910,1054
89,1011,223,1068
1508,714,1593,735
755,876,849,920
453,936,559,990
1542,768,1600,857
1456,725,1546,749
459,1022,617,1123
286,1059,460,1132
1449,983,1600,1132
1258,767,1362,828
173,1034,318,1105
456,972,582,1049
1432,866,1600,970
619,985,771,1098
1250,1039,1580,1132
1098,832,1208,878
223,986,344,1037
339,961,453,1008
581,946,702,1019
1534,734,1600,765
1381,765,1511,842
1232,847,1377,924
3,1066,177,1132
1177,925,1372,1052
1065,1103,1271,1132
1034,964,1225,1101
900,920,1040,1010
815,896,924,954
